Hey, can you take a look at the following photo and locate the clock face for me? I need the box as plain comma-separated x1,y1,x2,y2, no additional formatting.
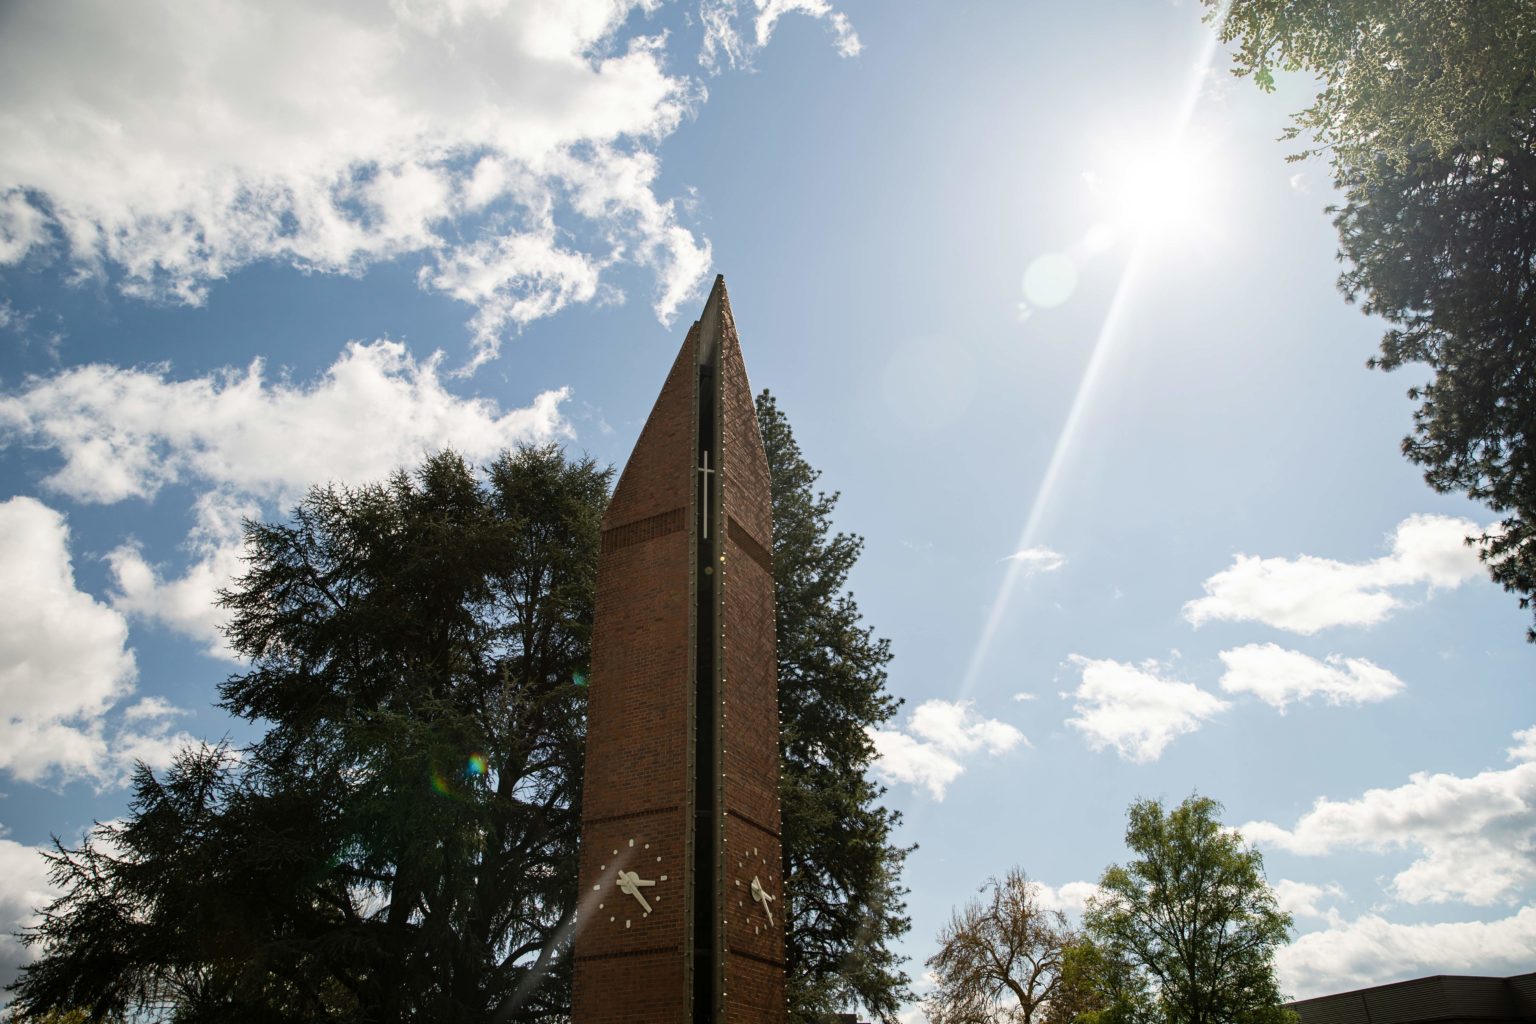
590,834,670,930
732,844,779,935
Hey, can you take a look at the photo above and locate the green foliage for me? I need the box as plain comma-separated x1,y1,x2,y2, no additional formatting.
758,390,914,1024
1083,796,1294,1024
924,869,1072,1024
1210,0,1536,639
7,447,609,1023
1045,940,1150,1024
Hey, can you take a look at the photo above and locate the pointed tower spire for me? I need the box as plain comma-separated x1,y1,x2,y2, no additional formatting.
573,277,783,1024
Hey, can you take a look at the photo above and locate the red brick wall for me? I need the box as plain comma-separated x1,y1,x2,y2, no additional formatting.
718,295,785,1023
574,279,782,1023
574,324,698,1020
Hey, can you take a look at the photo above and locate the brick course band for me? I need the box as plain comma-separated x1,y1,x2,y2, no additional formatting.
574,945,681,963
727,515,773,575
725,807,782,841
583,805,679,827
601,506,687,553
726,948,789,970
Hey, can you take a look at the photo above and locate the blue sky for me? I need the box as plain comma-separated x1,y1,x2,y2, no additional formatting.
0,0,1531,1011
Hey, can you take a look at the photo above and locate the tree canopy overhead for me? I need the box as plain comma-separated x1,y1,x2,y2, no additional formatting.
1210,0,1536,639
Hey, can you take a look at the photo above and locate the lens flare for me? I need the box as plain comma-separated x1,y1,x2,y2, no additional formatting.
959,3,1232,699
467,752,487,776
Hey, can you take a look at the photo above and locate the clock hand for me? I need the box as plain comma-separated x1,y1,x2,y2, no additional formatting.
750,876,775,926
617,870,654,913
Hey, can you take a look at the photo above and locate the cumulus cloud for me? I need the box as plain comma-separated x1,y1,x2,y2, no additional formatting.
1273,879,1345,921
1184,514,1486,634
1217,643,1404,712
1509,725,1536,763
1004,546,1066,575
1,341,574,655
1242,728,1536,906
108,491,259,658
1277,906,1536,999
1035,880,1101,917
0,834,58,991
0,497,192,785
869,699,1025,800
0,340,571,505
699,0,862,72
1063,655,1227,763
0,0,716,364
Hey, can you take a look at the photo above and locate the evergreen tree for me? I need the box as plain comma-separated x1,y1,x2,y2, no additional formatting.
8,447,608,1023
758,390,914,1024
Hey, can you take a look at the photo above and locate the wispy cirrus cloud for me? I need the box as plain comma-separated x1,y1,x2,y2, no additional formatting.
869,699,1025,800
1217,643,1404,712
699,0,862,72
1184,514,1486,634
1003,546,1066,575
1063,655,1227,763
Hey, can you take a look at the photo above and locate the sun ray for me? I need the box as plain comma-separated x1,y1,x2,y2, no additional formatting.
957,5,1231,700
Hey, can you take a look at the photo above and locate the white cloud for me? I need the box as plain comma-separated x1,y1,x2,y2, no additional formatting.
0,834,58,991
1,341,574,656
0,340,571,505
0,191,48,264
1004,546,1066,575
1063,655,1228,763
1509,725,1536,763
699,0,861,72
1217,643,1405,711
0,497,190,785
1184,514,1486,634
1273,879,1344,921
1277,906,1536,999
0,0,712,362
1013,692,1038,702
869,699,1025,800
1035,880,1101,917
108,491,259,658
1242,728,1536,906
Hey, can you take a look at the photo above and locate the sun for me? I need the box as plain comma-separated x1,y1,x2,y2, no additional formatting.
1083,132,1226,246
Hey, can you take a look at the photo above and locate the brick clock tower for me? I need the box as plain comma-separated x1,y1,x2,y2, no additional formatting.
573,276,784,1024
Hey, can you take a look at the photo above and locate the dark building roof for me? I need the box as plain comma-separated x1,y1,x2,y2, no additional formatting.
1291,973,1536,1024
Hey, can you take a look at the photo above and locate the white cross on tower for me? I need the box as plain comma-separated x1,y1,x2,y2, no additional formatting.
697,449,714,538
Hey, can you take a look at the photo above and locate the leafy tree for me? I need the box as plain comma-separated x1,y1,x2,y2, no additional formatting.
1210,0,1536,639
1083,796,1293,1024
924,869,1073,1024
1044,940,1149,1024
758,390,914,1024
8,447,608,1023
